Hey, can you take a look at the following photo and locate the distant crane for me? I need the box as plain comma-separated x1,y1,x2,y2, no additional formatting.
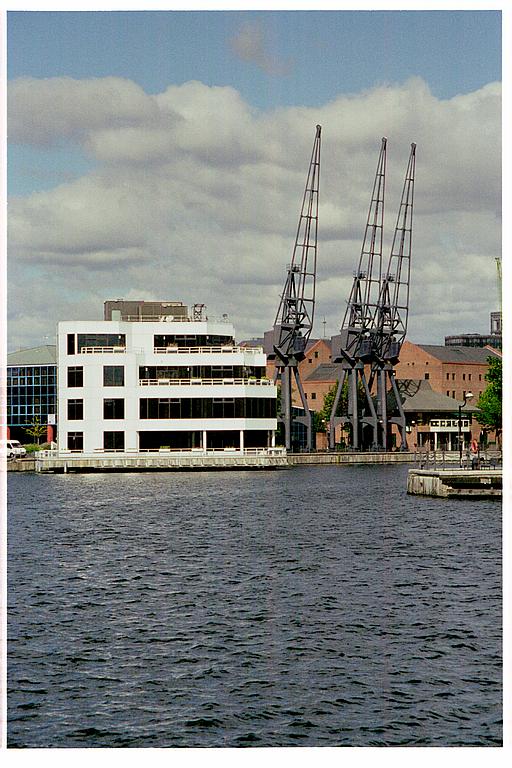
370,142,416,450
496,256,502,313
264,125,322,451
329,138,387,450
329,140,416,451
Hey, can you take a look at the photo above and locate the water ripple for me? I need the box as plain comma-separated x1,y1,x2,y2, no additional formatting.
7,465,501,747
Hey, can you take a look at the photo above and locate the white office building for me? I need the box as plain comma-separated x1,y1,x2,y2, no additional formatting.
57,305,277,457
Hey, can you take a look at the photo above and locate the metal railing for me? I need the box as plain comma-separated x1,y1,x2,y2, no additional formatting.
37,446,286,458
117,315,231,323
416,448,502,470
79,346,126,354
153,345,263,355
138,377,273,387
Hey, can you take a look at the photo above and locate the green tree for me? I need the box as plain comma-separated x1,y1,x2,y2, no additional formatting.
24,415,47,445
476,356,502,441
314,380,348,432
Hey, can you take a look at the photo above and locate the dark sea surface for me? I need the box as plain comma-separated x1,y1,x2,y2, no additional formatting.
7,464,502,747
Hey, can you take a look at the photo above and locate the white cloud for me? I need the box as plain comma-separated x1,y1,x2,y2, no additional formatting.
229,21,293,77
7,75,501,351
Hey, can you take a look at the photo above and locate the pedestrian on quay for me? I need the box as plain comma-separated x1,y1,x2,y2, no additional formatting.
470,436,479,470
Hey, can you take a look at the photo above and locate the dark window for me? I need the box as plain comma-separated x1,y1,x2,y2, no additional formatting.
314,351,319,359
311,392,317,400
446,390,450,396
67,399,83,420
139,397,276,420
67,334,75,354
103,431,125,450
452,373,455,380
104,399,125,419
462,373,466,381
67,366,83,387
67,432,83,451
452,390,456,398
468,373,472,381
446,373,450,380
104,366,125,386
77,334,126,351
425,373,430,380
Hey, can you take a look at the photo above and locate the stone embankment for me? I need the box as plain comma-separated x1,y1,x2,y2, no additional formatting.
7,458,36,472
407,468,502,498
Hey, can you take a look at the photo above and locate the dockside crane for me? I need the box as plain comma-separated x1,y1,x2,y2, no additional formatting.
328,138,387,450
370,142,416,450
264,124,322,451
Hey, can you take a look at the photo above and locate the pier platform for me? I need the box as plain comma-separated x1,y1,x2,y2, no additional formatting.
407,468,502,498
34,448,289,473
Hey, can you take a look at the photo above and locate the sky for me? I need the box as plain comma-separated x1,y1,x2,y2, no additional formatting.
5,4,503,352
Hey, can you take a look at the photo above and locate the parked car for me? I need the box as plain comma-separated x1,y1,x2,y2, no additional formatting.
4,440,27,459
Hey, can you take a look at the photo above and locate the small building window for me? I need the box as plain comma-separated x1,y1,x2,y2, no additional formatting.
67,399,83,420
462,373,466,381
67,366,83,387
311,392,316,400
314,351,319,359
425,373,430,380
104,398,125,419
468,373,472,381
104,431,125,451
67,334,75,355
452,373,455,380
446,373,450,380
67,432,83,451
308,358,312,364
103,366,125,387
452,391,456,398
479,374,482,381
446,390,450,396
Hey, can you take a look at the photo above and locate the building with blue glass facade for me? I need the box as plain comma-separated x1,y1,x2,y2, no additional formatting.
7,345,57,442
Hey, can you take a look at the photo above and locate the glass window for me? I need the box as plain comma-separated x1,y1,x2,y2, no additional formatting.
104,399,125,419
67,432,83,451
67,399,83,420
104,365,125,386
77,334,126,351
67,334,75,354
425,373,430,380
104,431,125,451
67,366,83,387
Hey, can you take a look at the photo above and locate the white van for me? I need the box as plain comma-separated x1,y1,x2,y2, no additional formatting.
4,440,27,459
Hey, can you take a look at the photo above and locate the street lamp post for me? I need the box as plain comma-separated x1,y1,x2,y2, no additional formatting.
458,391,473,468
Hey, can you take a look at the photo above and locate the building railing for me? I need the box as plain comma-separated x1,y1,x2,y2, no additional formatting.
114,315,231,323
79,346,126,354
77,345,263,355
138,377,273,386
153,345,263,355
